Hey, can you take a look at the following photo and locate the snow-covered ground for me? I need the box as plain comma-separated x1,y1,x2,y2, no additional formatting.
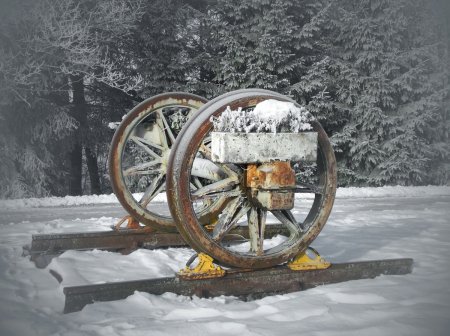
1,185,449,209
0,187,449,335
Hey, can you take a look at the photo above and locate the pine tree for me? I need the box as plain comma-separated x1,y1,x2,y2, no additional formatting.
0,1,74,197
128,0,189,97
0,0,144,198
201,0,327,95
304,0,449,185
181,0,225,98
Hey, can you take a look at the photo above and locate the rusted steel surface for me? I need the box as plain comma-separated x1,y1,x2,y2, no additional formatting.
23,225,290,268
24,230,184,268
246,161,296,210
63,258,413,313
246,162,295,189
210,132,318,163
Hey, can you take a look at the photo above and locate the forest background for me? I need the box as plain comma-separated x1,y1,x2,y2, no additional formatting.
0,0,448,199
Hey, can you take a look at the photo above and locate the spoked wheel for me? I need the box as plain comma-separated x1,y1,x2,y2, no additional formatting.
109,92,226,232
167,89,337,268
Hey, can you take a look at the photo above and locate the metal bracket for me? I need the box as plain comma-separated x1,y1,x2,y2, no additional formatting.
113,215,155,231
288,247,331,271
178,253,226,280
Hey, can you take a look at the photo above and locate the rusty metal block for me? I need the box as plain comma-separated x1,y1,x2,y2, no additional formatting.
211,132,317,164
256,190,295,210
246,162,295,189
246,162,296,210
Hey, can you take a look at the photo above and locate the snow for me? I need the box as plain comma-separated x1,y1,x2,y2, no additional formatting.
1,185,449,209
251,99,312,132
108,121,120,130
335,185,450,199
211,100,312,133
0,187,449,335
0,192,165,210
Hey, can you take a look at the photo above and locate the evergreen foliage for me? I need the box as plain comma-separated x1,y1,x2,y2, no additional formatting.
0,0,448,198
205,0,326,94
322,0,449,185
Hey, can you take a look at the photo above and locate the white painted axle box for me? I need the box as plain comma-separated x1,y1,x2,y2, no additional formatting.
210,132,318,164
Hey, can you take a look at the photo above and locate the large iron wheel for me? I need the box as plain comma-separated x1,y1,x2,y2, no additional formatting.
166,89,337,268
109,92,225,232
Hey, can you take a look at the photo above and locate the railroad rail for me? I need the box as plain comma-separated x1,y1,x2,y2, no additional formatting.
23,225,289,268
63,258,413,313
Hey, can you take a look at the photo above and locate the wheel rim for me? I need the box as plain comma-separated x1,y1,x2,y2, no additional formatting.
109,92,224,231
167,89,337,268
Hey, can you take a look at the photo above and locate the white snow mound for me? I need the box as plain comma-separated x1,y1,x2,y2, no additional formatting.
211,99,312,133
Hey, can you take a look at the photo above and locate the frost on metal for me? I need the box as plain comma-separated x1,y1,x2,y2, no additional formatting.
210,99,313,133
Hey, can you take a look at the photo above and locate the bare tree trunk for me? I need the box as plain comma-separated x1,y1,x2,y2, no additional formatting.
85,146,102,195
68,143,83,196
68,74,85,196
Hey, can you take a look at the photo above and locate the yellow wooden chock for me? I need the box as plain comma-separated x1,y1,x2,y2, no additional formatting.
288,247,331,271
178,253,226,280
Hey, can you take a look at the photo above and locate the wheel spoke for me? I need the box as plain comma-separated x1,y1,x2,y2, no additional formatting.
271,210,304,236
139,173,165,207
191,177,211,212
193,177,203,189
191,157,227,181
212,196,250,241
248,207,267,256
191,187,241,200
123,159,162,176
191,177,239,200
130,135,164,151
294,182,323,194
154,114,169,149
157,110,176,144
130,136,162,159
213,162,242,181
198,143,212,159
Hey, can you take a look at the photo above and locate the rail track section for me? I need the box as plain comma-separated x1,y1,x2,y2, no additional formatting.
63,258,413,313
23,225,289,268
